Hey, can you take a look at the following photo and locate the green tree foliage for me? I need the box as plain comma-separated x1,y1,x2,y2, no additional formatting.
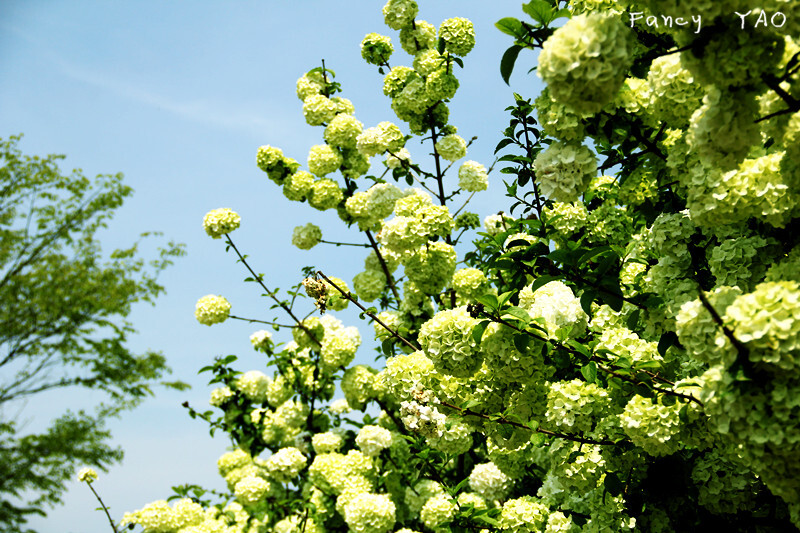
0,135,187,532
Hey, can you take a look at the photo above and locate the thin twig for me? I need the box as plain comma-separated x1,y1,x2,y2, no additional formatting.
228,315,295,329
438,400,621,446
319,239,371,248
225,235,321,347
85,481,120,533
317,270,420,352
365,230,400,302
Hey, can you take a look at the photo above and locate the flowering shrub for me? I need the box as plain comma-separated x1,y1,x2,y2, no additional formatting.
117,1,800,532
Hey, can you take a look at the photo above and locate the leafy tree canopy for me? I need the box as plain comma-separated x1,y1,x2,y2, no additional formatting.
0,134,187,532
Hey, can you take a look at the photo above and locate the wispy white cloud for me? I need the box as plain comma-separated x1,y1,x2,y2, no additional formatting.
1,21,276,136
56,61,274,135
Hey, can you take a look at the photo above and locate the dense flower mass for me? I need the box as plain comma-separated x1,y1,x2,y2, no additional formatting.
434,133,467,161
361,33,394,65
291,223,322,250
439,17,475,56
538,13,634,114
202,208,241,239
458,160,489,191
533,141,597,202
419,307,481,377
122,2,800,532
77,467,98,483
194,294,231,326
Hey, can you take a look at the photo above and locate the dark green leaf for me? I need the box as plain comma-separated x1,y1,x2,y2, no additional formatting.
581,361,598,383
626,309,640,330
472,320,490,344
604,472,625,496
500,44,524,85
476,293,499,310
657,331,679,356
513,333,531,353
381,338,394,356
494,138,515,153
580,289,596,316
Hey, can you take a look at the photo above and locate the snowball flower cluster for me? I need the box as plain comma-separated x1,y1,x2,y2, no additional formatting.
265,447,307,483
291,223,322,250
202,208,241,239
313,431,344,454
469,462,512,502
533,142,597,202
307,144,343,177
209,386,233,407
361,33,394,65
356,121,405,158
726,281,800,371
382,0,418,30
302,94,339,126
434,133,467,161
499,496,550,531
399,20,436,54
419,307,481,378
420,494,457,529
343,493,396,533
77,467,98,483
235,370,270,403
438,17,475,56
234,475,272,505
403,241,457,294
249,329,272,351
194,294,231,326
538,13,634,114
308,179,343,211
458,160,488,191
483,212,514,235
620,395,683,456
324,114,364,150
355,425,394,457
520,280,588,340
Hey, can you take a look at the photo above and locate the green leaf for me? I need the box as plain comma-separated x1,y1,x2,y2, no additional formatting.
566,339,591,359
527,275,559,295
500,45,523,85
497,290,516,307
476,293,499,310
604,472,625,496
513,333,531,353
626,309,640,330
600,286,624,312
580,289,596,316
527,419,539,432
581,361,598,383
474,514,501,527
634,360,662,372
504,306,532,323
381,338,394,356
657,331,679,356
495,17,523,37
472,320,490,344
522,0,553,24
552,349,571,369
495,138,515,153
530,432,547,447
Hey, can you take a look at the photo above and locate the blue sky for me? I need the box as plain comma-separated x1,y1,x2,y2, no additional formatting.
0,2,543,531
